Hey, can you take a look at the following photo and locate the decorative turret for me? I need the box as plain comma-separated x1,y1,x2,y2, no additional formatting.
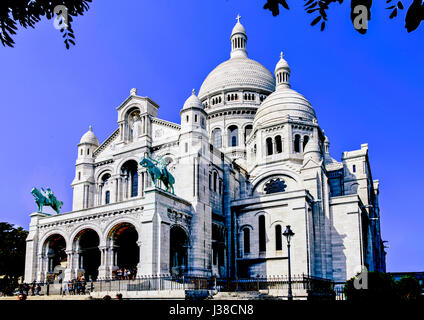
303,137,322,164
180,89,207,134
78,126,99,159
275,51,290,88
72,126,97,211
230,15,247,59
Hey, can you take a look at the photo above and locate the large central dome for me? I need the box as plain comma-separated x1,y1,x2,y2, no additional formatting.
198,58,275,100
198,17,275,101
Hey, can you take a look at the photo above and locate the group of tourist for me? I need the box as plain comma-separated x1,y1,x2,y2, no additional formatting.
61,276,91,295
14,282,42,299
115,268,137,280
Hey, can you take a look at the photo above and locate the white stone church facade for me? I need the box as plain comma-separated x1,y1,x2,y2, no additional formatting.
24,18,386,284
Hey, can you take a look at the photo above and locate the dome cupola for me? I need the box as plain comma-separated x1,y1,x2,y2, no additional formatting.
198,16,274,101
182,89,204,110
303,137,322,164
253,52,316,128
79,126,99,146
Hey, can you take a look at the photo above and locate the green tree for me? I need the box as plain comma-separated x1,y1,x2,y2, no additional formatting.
0,0,92,49
344,271,398,301
263,0,424,33
0,222,29,281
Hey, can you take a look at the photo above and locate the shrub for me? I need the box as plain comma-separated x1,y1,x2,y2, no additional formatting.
344,271,398,301
396,276,422,301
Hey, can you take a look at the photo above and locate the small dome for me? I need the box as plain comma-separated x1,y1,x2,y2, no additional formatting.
232,21,246,36
182,89,204,110
80,126,99,146
254,88,316,127
231,14,246,36
303,139,322,164
303,139,321,155
254,52,316,128
275,52,290,73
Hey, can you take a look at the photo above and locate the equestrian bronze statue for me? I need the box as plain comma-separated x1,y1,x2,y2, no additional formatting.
31,187,63,214
139,155,175,194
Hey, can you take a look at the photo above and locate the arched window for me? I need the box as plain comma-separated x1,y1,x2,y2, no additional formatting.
353,164,356,173
209,173,212,190
275,135,282,153
213,171,217,192
212,128,222,148
87,149,90,155
244,125,253,144
294,134,301,153
275,225,282,251
266,137,273,155
121,160,138,198
243,228,250,254
195,114,198,122
105,191,110,204
228,125,238,147
303,135,309,151
101,173,111,183
259,215,266,252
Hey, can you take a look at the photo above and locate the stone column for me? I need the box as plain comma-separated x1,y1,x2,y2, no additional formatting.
136,240,143,277
97,246,108,280
138,170,143,197
115,177,120,202
36,253,47,282
64,250,74,281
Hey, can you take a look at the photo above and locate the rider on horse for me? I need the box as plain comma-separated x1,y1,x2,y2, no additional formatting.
148,155,169,180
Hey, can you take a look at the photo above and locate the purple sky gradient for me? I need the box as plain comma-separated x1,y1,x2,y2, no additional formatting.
0,1,423,272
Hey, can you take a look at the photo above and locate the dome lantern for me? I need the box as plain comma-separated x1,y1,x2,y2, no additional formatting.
275,51,291,89
230,14,248,59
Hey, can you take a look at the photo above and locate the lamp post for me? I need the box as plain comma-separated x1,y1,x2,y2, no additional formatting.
283,225,295,301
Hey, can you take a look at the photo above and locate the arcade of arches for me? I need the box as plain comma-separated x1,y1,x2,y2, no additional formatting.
38,222,193,281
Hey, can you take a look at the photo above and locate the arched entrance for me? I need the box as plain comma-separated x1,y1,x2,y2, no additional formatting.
43,234,67,281
74,229,101,280
170,226,189,276
109,223,139,279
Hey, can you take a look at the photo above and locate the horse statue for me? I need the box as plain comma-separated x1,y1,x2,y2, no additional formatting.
139,155,175,194
31,187,63,214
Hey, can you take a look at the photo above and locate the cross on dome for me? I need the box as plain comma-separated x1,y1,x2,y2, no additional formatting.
280,51,284,60
192,88,196,95
236,14,241,23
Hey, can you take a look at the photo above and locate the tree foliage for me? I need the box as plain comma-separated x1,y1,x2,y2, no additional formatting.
263,0,424,33
0,0,92,49
0,222,29,280
345,271,423,301
397,276,422,301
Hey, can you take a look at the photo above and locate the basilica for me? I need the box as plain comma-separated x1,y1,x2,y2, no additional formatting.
24,17,386,285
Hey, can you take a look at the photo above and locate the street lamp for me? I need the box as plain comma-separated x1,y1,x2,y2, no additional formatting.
283,225,295,301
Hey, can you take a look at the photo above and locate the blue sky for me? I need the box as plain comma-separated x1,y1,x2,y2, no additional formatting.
0,1,423,272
